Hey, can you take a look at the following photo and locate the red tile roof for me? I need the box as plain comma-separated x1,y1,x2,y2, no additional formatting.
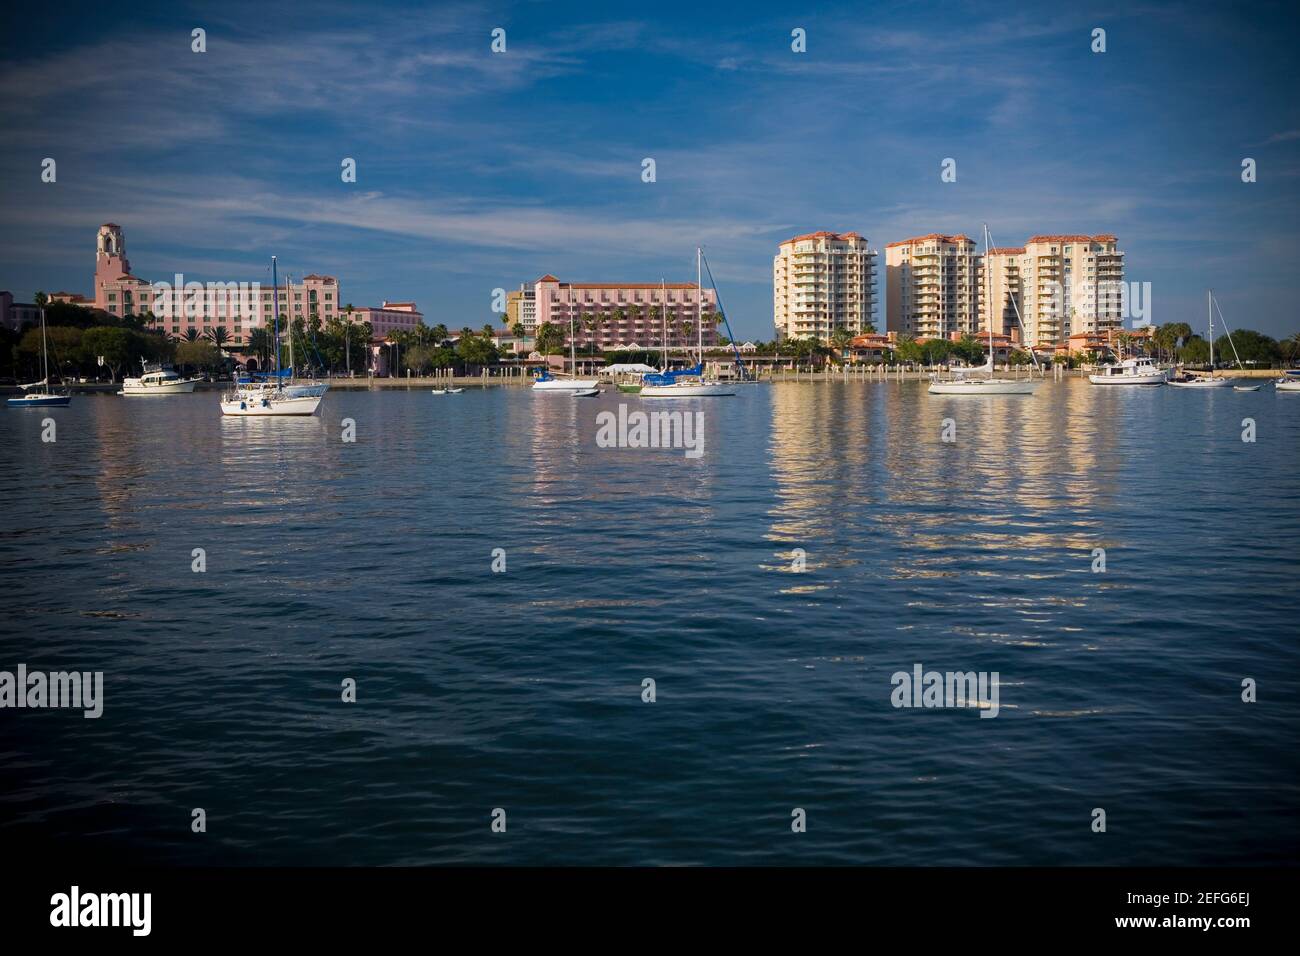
567,283,703,290
1025,234,1117,244
782,230,866,244
986,247,1024,255
885,233,975,248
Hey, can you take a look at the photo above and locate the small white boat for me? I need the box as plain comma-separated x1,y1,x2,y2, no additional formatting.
1167,376,1232,388
446,387,464,394
1088,357,1166,386
220,388,321,416
1275,371,1300,392
1233,384,1261,392
430,388,447,395
571,387,600,397
121,362,202,395
532,371,599,391
928,377,1038,395
640,380,736,397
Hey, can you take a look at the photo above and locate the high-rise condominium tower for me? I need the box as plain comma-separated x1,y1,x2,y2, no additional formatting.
773,231,877,341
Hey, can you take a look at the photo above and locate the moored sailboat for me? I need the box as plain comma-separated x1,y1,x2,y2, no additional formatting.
532,289,598,392
8,298,71,408
1167,291,1235,389
640,249,735,398
928,225,1040,396
221,256,322,416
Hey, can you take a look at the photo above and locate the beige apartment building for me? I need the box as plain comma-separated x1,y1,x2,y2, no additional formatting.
773,231,877,341
884,234,981,339
1016,235,1124,350
984,247,1024,336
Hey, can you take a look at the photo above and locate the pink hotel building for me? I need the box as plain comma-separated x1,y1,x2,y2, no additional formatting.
527,275,720,350
51,224,421,343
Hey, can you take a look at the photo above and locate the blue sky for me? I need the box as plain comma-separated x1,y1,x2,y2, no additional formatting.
1,0,1298,340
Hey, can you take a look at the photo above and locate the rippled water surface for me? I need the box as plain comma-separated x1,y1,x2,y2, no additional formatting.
2,380,1297,865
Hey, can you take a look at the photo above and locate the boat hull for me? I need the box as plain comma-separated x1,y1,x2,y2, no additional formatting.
1277,380,1300,392
616,384,643,393
1088,372,1166,385
640,382,735,397
532,379,599,391
1167,378,1233,388
121,378,201,395
927,379,1039,395
220,394,322,416
7,394,71,407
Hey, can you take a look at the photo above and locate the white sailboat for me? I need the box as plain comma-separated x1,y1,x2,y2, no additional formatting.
221,256,322,416
640,248,735,398
532,286,598,392
7,299,71,408
1168,290,1234,389
928,225,1040,396
1276,370,1300,392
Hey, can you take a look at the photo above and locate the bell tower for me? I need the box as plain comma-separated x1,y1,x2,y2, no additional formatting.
94,223,130,308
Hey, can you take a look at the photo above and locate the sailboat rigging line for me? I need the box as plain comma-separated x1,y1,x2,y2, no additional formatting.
1210,293,1246,372
986,225,1041,371
699,250,748,380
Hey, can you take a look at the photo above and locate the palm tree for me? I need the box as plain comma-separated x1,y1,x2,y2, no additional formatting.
247,328,272,369
206,326,231,351
183,328,200,343
675,317,695,352
582,313,601,355
829,327,854,362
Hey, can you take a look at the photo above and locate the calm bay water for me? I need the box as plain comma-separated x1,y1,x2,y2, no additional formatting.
1,379,1297,866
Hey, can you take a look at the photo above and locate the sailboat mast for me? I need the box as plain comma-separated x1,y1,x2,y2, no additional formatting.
697,247,703,365
39,302,49,384
661,278,667,370
1208,288,1214,379
985,224,993,380
272,256,281,376
287,272,295,378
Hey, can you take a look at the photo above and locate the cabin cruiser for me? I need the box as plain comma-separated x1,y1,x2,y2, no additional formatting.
1088,356,1167,386
120,362,203,395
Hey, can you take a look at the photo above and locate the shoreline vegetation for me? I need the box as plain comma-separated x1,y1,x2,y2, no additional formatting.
18,365,1289,395
3,295,1299,391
